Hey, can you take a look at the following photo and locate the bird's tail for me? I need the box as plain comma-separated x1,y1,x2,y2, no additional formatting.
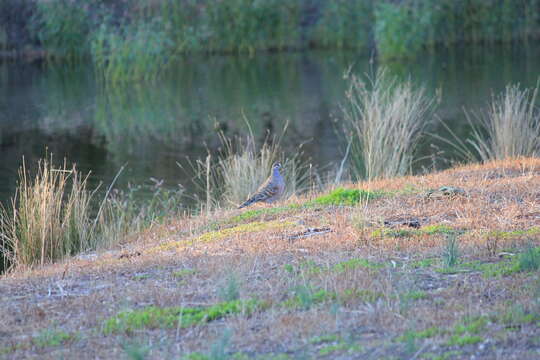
238,199,253,209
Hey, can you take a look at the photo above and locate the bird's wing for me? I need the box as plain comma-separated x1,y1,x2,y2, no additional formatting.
252,179,280,201
238,176,278,208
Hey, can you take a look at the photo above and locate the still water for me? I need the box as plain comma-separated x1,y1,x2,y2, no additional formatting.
1,45,540,204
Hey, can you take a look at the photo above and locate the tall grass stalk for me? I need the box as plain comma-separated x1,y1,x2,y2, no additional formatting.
442,234,459,268
1,158,185,272
187,126,313,210
467,84,540,161
215,130,312,208
0,158,94,270
343,69,437,180
95,181,185,249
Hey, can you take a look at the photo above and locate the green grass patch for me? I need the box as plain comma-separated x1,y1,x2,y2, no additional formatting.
103,299,258,334
493,304,540,329
371,225,459,239
438,247,540,277
518,246,540,272
333,258,384,272
282,286,382,310
133,274,151,281
283,257,384,277
398,327,440,342
196,220,295,243
487,227,540,239
445,316,487,346
454,317,488,335
282,286,335,310
318,341,362,356
228,204,301,224
33,329,74,348
154,220,295,252
309,334,340,345
411,258,435,268
447,334,483,346
340,289,384,303
312,188,382,206
401,290,428,301
172,269,197,278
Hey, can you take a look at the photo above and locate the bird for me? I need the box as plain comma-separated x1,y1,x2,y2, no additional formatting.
238,162,285,209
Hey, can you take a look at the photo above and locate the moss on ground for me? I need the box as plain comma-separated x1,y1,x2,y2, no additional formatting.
103,300,258,334
312,188,383,206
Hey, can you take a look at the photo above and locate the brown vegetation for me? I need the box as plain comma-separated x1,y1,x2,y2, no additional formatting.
1,158,539,359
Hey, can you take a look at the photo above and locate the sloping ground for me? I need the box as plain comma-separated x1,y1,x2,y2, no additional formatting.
1,158,540,359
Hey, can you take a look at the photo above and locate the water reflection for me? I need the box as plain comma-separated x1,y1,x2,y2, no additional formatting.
1,45,540,203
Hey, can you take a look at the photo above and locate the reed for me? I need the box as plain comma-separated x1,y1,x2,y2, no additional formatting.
91,21,173,84
30,0,91,61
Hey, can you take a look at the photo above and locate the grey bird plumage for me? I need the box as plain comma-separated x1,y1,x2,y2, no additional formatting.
238,162,285,209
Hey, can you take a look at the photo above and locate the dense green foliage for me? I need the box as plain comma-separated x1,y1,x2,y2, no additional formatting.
22,0,540,81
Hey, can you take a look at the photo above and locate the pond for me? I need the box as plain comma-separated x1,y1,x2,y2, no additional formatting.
1,45,540,206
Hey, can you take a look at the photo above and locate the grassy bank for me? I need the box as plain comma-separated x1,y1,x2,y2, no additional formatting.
2,74,539,272
2,0,540,81
1,158,539,359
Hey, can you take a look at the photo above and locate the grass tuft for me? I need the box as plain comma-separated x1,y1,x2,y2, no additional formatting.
0,158,94,270
442,234,460,268
467,84,540,161
343,69,437,180
518,246,540,272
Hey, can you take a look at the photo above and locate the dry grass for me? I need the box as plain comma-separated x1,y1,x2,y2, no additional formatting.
194,130,313,210
467,83,540,161
344,69,437,180
1,158,540,359
0,158,94,271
